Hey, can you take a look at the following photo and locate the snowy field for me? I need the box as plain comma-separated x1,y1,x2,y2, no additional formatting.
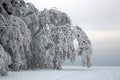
1,66,120,80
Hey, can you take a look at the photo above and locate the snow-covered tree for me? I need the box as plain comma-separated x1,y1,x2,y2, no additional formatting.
74,26,92,67
0,0,92,75
0,44,11,76
0,15,31,71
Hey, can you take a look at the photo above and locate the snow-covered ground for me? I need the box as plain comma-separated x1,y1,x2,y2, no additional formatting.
1,66,120,80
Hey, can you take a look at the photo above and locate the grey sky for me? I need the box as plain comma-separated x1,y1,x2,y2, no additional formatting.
25,0,120,66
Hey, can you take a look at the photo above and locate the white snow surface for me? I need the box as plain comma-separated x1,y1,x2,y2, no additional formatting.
1,66,120,80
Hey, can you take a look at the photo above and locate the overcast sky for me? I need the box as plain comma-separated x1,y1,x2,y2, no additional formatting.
25,0,120,66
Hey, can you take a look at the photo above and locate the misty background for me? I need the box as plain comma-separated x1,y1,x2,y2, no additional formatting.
25,0,120,66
